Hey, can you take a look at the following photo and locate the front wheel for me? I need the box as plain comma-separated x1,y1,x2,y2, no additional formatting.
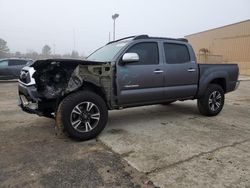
56,90,108,141
197,84,225,116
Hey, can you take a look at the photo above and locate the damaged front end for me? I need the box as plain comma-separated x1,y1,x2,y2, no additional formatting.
18,59,113,118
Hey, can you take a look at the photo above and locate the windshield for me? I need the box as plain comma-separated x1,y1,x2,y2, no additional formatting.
87,42,128,62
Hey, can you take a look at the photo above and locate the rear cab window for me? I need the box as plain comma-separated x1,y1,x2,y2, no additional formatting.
164,43,190,64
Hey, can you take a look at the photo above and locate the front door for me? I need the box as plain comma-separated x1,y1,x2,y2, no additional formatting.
117,42,165,105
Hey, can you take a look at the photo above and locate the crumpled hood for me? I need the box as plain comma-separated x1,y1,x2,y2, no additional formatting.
31,58,105,69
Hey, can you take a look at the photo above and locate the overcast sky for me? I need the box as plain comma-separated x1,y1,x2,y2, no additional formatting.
0,0,249,55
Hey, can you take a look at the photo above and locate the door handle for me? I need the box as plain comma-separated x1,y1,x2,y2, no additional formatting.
154,69,164,74
187,68,196,72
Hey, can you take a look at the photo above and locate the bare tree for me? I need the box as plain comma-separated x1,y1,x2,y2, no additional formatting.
42,45,51,58
0,38,10,58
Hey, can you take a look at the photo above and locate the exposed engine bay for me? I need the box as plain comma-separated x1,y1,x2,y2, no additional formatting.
30,59,114,106
33,61,75,99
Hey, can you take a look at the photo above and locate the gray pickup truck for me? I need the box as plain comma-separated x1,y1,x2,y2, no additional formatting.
18,35,239,140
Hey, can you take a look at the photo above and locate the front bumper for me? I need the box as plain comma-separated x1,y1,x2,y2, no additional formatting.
18,82,42,115
18,82,56,118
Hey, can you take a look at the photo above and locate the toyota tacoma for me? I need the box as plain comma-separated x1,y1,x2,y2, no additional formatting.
18,35,240,140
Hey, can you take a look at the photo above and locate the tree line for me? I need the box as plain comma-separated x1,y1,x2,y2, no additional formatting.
0,38,84,60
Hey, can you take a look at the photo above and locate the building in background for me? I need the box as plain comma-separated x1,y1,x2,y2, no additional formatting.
185,20,250,75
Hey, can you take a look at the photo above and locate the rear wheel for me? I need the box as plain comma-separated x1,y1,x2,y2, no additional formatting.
56,90,108,141
197,84,224,116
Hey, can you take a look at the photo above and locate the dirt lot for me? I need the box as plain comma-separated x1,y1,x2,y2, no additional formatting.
0,82,154,188
0,80,250,188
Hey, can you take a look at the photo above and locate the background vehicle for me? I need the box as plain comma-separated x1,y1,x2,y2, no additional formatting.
0,58,33,80
18,35,239,140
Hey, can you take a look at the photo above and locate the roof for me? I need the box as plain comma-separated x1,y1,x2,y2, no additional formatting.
185,19,250,37
107,35,188,45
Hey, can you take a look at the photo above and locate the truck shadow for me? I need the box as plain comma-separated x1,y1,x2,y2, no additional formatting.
108,102,200,128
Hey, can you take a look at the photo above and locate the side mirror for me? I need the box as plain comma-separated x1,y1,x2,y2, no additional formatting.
122,53,139,63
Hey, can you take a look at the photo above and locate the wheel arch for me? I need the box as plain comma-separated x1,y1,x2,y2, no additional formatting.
210,78,226,92
55,81,111,114
197,71,229,98
79,81,107,103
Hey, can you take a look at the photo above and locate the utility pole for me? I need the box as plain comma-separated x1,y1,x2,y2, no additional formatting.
73,29,76,51
53,43,55,56
112,13,119,41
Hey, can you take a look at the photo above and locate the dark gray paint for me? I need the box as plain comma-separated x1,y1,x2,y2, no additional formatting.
116,41,165,105
161,41,199,99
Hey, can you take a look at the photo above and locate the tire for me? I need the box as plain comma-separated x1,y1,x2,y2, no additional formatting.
161,100,176,105
56,90,108,141
197,84,225,116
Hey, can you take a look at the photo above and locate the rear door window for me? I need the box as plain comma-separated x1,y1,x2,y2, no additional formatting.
164,43,190,64
8,60,27,66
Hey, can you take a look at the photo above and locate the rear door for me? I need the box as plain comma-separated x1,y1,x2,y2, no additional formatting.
162,42,198,99
117,42,165,105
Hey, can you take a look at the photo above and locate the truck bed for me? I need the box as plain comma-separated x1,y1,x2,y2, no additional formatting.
197,63,239,96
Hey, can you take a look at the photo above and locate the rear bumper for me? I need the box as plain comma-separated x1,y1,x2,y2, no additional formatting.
235,80,240,90
227,80,240,93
